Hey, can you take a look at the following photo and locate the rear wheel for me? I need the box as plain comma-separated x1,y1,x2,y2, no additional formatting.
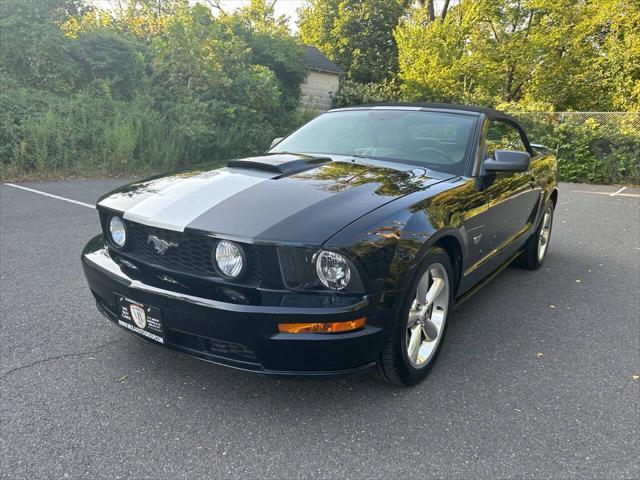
374,247,453,386
521,202,554,270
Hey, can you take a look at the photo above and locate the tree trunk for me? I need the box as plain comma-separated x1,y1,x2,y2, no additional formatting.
417,0,436,22
427,0,435,21
441,0,450,20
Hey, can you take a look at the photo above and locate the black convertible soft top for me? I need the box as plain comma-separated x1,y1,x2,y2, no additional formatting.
332,102,518,122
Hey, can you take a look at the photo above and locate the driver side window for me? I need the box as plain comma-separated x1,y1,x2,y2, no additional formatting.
485,120,526,158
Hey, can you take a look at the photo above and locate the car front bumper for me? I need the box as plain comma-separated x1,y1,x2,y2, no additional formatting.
81,236,390,376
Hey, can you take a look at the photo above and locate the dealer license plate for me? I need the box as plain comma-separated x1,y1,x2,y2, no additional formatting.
115,294,165,344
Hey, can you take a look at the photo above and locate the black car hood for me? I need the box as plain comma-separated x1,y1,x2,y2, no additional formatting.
98,154,455,244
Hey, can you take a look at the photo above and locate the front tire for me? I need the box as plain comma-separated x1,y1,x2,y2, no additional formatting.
374,247,454,386
521,202,554,270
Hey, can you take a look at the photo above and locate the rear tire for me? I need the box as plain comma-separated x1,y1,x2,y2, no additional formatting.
521,202,554,270
373,247,454,386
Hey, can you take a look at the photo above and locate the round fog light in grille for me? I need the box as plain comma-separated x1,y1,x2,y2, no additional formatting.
315,250,351,290
109,216,127,248
214,240,244,279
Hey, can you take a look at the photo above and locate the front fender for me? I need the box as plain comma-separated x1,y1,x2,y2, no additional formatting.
530,153,559,230
325,180,467,303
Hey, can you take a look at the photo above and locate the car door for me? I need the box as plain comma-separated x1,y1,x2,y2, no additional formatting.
481,119,539,263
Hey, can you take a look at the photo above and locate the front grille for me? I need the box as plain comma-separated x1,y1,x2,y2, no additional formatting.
119,221,262,285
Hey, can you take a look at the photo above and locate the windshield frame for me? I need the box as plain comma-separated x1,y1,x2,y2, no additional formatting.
269,107,482,177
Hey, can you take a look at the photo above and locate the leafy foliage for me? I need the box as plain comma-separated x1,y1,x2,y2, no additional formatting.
516,113,640,184
394,0,639,111
298,0,409,85
299,0,637,113
0,0,307,178
1,0,638,184
388,0,639,184
0,0,85,93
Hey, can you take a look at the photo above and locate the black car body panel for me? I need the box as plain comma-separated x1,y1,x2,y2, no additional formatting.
98,154,455,245
83,103,558,375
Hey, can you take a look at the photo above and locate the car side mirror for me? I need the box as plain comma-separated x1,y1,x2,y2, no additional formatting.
484,150,530,173
270,137,284,149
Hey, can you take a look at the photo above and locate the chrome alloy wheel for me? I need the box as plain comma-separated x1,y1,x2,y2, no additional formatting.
406,263,450,368
537,207,553,262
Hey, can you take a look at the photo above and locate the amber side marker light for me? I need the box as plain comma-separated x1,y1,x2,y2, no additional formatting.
278,317,366,334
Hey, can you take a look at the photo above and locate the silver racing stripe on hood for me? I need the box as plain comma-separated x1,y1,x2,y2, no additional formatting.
98,168,276,232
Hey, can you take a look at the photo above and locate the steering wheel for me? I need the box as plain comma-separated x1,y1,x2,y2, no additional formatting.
417,146,452,163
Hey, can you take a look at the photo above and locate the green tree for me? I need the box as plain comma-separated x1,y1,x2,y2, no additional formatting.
0,0,84,92
395,0,640,111
218,0,308,117
0,0,310,177
298,0,409,84
598,0,640,111
73,31,147,99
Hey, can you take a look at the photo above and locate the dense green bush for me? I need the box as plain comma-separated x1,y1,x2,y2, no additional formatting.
0,86,279,177
0,0,307,179
516,114,640,185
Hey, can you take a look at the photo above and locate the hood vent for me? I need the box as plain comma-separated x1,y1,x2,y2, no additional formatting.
227,154,331,177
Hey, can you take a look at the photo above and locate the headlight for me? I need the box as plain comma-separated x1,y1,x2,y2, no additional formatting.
315,250,351,290
278,247,364,292
109,216,127,248
214,240,244,279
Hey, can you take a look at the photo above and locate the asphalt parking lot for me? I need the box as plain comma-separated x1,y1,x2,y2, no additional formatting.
1,179,638,479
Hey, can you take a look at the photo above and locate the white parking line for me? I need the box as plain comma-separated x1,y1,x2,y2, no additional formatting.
572,189,640,198
3,183,95,209
610,186,627,197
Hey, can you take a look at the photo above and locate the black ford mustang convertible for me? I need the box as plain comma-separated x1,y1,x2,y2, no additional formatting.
82,103,558,385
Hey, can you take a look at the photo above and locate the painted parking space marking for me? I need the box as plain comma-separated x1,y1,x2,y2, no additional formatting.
572,188,639,198
3,183,95,209
610,186,627,197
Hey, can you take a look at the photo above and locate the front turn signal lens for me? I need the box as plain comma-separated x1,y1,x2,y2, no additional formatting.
278,317,366,334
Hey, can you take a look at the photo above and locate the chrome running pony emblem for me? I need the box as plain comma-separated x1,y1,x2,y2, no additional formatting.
147,235,178,255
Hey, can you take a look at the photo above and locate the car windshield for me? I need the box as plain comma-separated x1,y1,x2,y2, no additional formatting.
270,109,477,175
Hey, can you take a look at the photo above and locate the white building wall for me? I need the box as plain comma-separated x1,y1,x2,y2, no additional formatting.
300,71,340,110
